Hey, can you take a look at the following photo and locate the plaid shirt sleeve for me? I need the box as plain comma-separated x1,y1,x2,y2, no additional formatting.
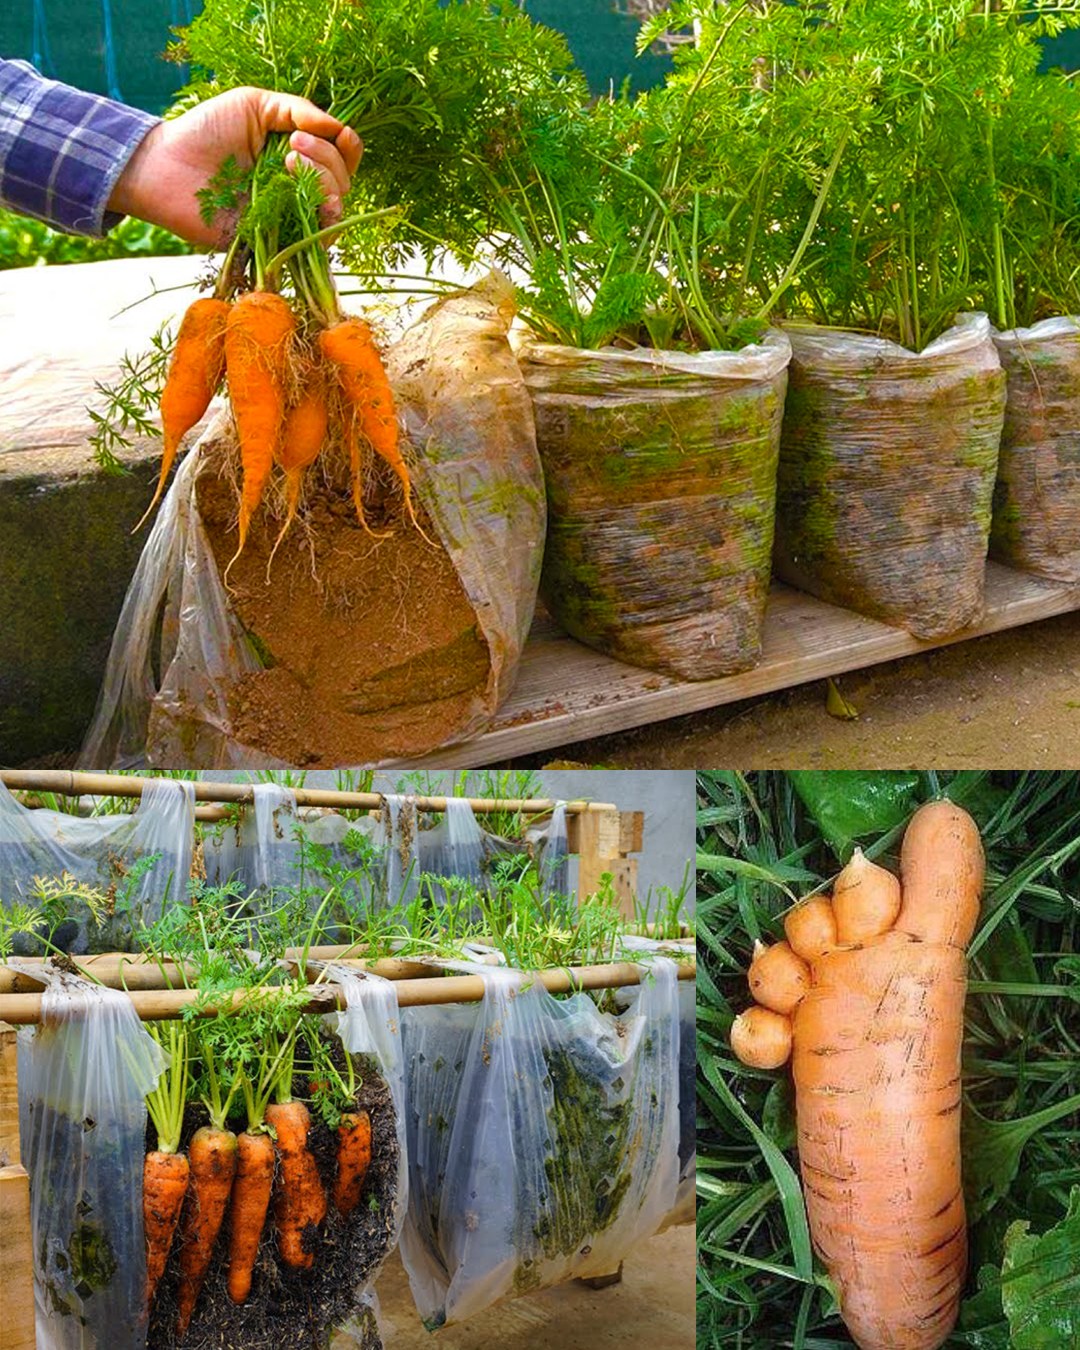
0,59,161,237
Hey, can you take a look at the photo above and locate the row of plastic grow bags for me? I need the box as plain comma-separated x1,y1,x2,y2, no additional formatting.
523,311,1080,678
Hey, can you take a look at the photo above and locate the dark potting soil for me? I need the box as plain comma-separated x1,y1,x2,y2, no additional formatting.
147,1055,397,1350
194,432,491,765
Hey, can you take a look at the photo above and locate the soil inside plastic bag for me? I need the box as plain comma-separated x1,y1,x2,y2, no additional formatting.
148,1051,397,1350
193,438,490,767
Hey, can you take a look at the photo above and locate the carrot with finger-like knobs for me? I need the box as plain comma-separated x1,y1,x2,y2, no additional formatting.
135,297,229,531
731,799,984,1350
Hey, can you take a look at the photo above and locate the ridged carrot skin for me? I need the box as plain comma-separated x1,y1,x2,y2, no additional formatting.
332,1109,372,1215
143,1149,190,1306
137,297,229,528
224,291,296,556
265,1101,327,1269
226,1130,276,1304
731,800,984,1350
175,1126,238,1336
793,933,968,1350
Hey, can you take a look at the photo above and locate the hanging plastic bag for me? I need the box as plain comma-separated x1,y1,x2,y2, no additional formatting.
517,332,791,679
323,967,410,1350
14,965,165,1350
775,313,1006,637
80,274,545,769
532,801,569,900
398,958,681,1327
0,779,194,953
990,316,1080,582
417,798,485,886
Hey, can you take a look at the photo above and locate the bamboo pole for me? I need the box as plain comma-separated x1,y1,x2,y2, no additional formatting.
0,960,695,1024
0,953,447,995
0,770,612,817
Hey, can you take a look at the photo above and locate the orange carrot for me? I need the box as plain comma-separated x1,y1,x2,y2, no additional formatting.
143,1149,190,1306
332,1109,372,1215
730,801,982,1350
226,1130,276,1304
267,379,329,568
224,290,296,565
318,318,426,536
136,297,229,530
175,1126,238,1336
265,1100,327,1269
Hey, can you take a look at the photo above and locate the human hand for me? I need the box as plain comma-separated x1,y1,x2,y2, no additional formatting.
107,86,363,247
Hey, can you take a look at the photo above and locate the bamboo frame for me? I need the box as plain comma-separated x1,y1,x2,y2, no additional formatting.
0,769,614,817
0,958,695,1025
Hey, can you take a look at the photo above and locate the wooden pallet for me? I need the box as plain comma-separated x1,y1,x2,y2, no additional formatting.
401,562,1080,766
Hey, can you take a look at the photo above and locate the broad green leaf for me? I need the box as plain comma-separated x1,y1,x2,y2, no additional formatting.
1001,1188,1080,1348
788,771,921,860
963,1093,1080,1223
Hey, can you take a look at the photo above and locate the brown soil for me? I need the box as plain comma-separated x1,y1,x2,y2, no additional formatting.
194,436,490,766
148,1055,396,1350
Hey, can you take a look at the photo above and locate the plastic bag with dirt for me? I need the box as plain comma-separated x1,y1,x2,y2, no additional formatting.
0,778,194,953
990,316,1080,582
774,314,1007,637
80,274,545,768
397,957,681,1327
516,333,791,679
142,969,408,1350
14,966,165,1350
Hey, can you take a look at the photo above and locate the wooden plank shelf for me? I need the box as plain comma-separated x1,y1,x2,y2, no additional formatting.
402,562,1080,766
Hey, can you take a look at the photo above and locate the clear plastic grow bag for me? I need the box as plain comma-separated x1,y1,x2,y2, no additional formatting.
80,274,545,768
775,313,1006,638
415,797,485,906
991,316,1080,582
0,778,194,953
398,958,681,1327
14,965,165,1350
517,332,791,679
324,966,410,1345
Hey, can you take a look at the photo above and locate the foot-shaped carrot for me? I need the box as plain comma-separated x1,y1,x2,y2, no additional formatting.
730,801,984,1350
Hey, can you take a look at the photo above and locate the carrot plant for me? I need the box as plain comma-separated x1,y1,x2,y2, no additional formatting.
697,770,1080,1348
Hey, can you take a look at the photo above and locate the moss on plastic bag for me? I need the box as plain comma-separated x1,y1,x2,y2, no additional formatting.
991,318,1080,583
519,334,791,680
774,314,1006,639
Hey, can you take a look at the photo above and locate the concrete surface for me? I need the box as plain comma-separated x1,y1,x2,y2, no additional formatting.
372,1225,695,1350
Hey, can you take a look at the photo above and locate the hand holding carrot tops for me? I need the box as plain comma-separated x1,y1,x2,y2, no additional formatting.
108,87,363,247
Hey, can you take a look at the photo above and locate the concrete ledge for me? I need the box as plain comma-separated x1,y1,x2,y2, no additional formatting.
0,442,160,763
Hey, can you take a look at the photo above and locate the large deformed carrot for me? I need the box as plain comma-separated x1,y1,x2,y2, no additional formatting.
730,800,984,1350
224,290,296,566
136,296,229,531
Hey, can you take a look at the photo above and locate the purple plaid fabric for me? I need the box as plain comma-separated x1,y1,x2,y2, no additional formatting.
0,59,160,236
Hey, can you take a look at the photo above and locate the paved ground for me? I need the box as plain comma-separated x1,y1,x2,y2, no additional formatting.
525,609,1080,769
372,1224,695,1349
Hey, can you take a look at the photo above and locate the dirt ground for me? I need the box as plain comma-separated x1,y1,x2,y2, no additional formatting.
528,610,1080,769
373,1225,695,1349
